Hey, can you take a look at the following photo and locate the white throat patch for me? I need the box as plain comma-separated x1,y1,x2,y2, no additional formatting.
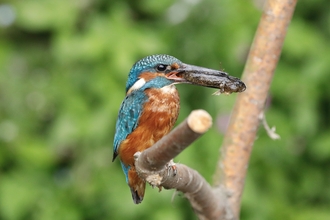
160,85,176,94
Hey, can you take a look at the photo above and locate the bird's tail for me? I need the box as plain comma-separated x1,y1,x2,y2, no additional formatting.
128,168,146,204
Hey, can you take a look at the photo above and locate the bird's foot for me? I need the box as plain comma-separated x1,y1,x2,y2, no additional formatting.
166,160,177,176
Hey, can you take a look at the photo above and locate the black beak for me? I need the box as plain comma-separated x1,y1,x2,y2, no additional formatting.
169,63,246,94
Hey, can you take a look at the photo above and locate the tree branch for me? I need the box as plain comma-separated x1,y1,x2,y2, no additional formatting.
135,110,227,220
135,110,211,172
213,0,297,219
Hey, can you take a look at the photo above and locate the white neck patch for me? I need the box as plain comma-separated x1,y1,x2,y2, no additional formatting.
127,78,146,95
160,85,176,94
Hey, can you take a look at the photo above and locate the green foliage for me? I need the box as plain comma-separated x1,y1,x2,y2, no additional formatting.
0,0,330,219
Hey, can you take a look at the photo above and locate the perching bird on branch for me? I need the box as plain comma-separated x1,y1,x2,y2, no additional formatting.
112,54,245,204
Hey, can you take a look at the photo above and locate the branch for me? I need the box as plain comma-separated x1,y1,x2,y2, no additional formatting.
135,110,227,220
213,0,297,219
135,110,211,171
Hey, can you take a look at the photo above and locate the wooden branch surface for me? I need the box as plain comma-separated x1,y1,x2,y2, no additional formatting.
213,0,297,219
135,110,227,220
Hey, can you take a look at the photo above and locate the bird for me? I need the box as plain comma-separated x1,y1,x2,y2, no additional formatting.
112,54,244,204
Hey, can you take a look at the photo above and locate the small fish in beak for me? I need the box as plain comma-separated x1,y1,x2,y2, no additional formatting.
176,64,246,95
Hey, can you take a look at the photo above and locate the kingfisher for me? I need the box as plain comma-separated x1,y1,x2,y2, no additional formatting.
113,54,245,204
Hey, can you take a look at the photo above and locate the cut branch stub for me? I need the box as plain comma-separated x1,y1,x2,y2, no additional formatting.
135,109,212,173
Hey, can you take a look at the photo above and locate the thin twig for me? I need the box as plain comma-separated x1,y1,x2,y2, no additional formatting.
213,0,297,219
259,111,280,140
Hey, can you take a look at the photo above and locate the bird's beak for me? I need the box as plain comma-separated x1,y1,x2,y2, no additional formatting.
166,63,246,94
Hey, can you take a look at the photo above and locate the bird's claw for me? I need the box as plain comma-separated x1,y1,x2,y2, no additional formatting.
166,160,177,176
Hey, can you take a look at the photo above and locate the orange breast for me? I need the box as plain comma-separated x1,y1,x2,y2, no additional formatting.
119,85,180,167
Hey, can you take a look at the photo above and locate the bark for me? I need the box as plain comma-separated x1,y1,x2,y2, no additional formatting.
213,0,297,219
135,110,227,220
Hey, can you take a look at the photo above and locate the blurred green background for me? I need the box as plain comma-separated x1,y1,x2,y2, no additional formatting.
1,0,330,219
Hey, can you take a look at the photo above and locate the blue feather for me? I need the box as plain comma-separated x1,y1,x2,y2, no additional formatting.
113,90,148,161
120,161,130,183
142,76,173,89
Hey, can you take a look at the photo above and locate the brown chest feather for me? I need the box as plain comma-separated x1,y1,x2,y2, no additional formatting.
119,86,180,166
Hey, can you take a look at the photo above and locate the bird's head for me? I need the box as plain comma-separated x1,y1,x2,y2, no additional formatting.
126,54,184,94
125,54,246,95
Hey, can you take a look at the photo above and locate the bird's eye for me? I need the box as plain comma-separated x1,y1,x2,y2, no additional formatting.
156,64,168,72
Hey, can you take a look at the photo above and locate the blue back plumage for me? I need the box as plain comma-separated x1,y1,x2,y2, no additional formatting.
113,90,148,160
125,54,182,92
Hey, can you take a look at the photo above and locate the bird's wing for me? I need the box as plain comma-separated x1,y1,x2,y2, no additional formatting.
113,91,147,161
